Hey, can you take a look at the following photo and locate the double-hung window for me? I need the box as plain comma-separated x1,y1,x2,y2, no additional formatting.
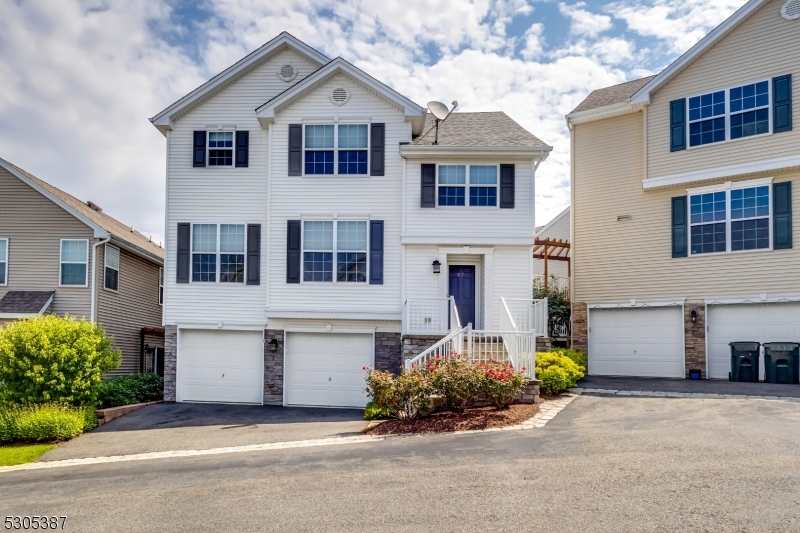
687,80,772,147
158,267,164,305
191,224,245,283
689,91,726,147
208,132,233,166
437,164,498,207
104,244,120,291
0,238,7,285
302,220,367,282
689,180,771,255
730,81,770,139
304,124,369,175
60,239,88,286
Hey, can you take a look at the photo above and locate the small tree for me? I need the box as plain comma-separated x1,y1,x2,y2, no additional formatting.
0,315,122,406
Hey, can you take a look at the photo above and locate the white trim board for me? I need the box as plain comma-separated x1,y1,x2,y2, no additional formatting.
643,153,800,190
703,295,800,305
587,299,686,309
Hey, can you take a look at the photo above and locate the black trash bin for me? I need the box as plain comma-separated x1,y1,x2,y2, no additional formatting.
729,342,760,382
763,343,800,384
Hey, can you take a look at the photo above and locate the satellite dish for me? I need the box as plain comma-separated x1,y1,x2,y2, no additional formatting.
427,101,450,121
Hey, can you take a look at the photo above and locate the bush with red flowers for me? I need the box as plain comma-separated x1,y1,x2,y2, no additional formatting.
427,355,484,413
363,366,434,420
480,361,528,409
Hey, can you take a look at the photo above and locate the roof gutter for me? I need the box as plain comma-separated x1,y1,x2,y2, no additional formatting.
110,236,164,266
400,145,552,160
566,101,644,128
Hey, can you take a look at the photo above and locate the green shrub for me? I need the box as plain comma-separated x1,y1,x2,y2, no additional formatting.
363,401,390,420
552,348,587,371
480,361,528,409
0,315,121,406
0,404,96,444
364,366,434,420
97,373,164,409
536,352,584,395
427,355,484,412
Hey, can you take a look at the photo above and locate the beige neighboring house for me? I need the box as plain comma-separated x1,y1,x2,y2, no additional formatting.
567,0,799,380
0,158,165,375
534,206,570,290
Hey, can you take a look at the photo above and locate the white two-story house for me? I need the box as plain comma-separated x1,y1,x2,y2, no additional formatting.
150,33,552,407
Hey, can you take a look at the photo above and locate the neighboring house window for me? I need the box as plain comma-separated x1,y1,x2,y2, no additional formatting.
689,180,771,255
60,239,89,286
159,267,164,305
437,164,499,207
104,244,120,291
0,238,7,285
191,224,245,283
208,132,233,166
302,220,367,282
689,91,725,147
304,124,369,175
687,80,772,148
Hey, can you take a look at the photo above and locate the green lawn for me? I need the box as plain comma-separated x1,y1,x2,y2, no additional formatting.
0,444,56,467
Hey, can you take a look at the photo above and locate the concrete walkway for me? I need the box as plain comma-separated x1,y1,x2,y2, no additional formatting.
578,375,800,397
40,403,369,462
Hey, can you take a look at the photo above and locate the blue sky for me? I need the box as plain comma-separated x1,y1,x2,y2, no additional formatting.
0,0,746,242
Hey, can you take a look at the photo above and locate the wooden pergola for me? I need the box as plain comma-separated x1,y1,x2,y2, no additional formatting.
533,238,571,291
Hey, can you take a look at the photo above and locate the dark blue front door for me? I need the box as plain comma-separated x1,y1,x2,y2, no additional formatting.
449,265,476,328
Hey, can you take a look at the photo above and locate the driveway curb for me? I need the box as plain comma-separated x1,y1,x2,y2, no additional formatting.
570,387,800,402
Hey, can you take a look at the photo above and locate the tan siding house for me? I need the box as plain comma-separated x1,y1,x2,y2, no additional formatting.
0,158,164,375
567,0,800,381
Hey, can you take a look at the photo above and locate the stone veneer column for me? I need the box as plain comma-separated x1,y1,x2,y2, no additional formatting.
571,302,588,354
375,332,402,375
263,330,284,405
402,334,446,364
163,325,177,402
684,302,706,378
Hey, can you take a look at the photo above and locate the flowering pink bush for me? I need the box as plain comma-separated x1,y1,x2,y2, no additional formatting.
480,360,528,409
426,355,484,412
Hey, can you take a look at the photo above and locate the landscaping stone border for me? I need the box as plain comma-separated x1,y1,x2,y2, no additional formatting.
95,401,163,426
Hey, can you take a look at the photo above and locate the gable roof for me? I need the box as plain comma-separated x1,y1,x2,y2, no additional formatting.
0,158,164,264
535,206,570,238
569,77,655,114
255,57,426,133
410,112,551,149
150,32,330,135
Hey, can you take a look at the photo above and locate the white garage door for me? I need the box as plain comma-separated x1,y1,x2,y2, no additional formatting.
179,330,263,404
707,302,800,379
589,307,684,378
285,333,373,408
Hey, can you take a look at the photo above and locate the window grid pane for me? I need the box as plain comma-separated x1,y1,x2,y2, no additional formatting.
337,253,367,282
61,240,87,263
438,187,465,206
731,219,769,251
208,150,232,166
192,254,216,282
0,262,5,285
338,124,368,149
305,125,334,149
689,91,725,121
104,267,118,291
469,166,497,184
305,151,334,174
438,166,466,184
691,223,727,255
337,221,367,251
105,245,120,270
731,108,769,139
689,117,726,146
338,150,367,175
469,187,497,206
0,240,6,262
220,254,245,283
208,132,233,148
220,224,245,253
303,221,333,251
731,187,769,220
303,252,333,282
61,264,86,285
690,192,726,224
730,82,769,113
192,225,217,253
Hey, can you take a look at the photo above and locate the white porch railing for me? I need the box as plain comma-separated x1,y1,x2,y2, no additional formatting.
405,296,460,334
534,275,570,294
502,297,548,337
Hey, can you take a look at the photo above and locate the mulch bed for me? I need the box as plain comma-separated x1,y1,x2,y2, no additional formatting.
363,401,542,436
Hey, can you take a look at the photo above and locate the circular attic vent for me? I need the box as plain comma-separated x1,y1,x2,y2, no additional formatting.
783,0,800,20
330,87,350,106
278,64,297,82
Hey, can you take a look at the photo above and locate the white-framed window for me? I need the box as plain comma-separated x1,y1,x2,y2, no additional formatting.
688,80,771,148
104,244,120,292
208,131,233,166
158,267,164,305
60,239,89,286
437,164,499,207
304,124,369,176
0,238,7,286
689,178,772,255
191,223,245,283
302,220,368,282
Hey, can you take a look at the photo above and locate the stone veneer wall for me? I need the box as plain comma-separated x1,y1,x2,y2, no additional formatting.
571,302,588,354
163,325,177,402
684,302,706,378
536,337,552,352
402,334,446,364
375,332,402,375
263,329,284,405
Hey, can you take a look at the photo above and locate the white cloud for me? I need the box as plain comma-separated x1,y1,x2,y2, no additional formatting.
559,2,613,38
521,23,545,60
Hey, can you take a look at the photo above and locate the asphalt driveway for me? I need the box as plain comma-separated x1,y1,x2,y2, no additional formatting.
40,402,368,461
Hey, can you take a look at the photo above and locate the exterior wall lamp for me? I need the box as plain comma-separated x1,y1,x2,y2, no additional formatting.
690,309,698,323
432,260,441,274
268,338,279,351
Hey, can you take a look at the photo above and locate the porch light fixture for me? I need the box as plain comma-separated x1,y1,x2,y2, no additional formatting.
432,260,441,274
690,309,698,323
268,338,279,351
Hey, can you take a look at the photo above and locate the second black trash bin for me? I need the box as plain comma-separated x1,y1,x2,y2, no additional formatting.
729,342,760,382
763,343,800,384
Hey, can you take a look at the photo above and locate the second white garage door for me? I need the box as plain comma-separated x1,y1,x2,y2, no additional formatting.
285,333,373,408
589,307,684,378
707,302,800,379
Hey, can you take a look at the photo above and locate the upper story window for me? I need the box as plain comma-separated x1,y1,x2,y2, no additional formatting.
687,80,772,148
304,124,368,176
158,267,164,305
302,220,367,282
437,164,498,207
0,238,7,285
104,244,120,291
730,81,769,139
60,239,88,286
689,91,725,146
191,224,245,283
208,132,233,166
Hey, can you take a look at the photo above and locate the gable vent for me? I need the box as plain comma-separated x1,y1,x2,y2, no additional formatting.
278,64,297,82
783,0,800,20
330,87,350,106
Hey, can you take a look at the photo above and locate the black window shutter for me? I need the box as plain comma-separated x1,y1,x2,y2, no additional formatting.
287,220,301,283
370,123,385,176
177,223,191,283
773,75,792,134
499,164,515,209
774,181,792,249
289,124,302,176
671,196,688,258
421,164,436,208
235,131,249,167
369,220,384,285
669,99,687,152
246,224,261,285
193,131,206,167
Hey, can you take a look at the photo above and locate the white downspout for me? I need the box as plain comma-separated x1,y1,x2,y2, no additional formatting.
90,236,111,322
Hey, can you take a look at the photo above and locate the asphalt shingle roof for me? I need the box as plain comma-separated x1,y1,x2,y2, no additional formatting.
411,111,550,148
570,76,656,114
0,291,55,314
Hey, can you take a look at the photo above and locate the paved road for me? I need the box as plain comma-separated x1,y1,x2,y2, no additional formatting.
579,375,800,397
5,395,800,532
